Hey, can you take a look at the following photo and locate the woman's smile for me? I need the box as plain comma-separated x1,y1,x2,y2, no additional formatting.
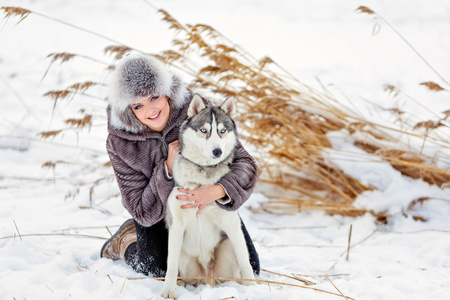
148,111,161,120
131,95,170,132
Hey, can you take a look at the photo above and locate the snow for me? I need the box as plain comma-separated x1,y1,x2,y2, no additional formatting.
1,0,450,299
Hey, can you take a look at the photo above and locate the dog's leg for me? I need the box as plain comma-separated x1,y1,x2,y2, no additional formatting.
219,214,255,285
213,238,240,282
161,222,185,299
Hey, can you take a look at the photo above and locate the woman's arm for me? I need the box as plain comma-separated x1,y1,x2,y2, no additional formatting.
216,141,258,210
107,136,175,227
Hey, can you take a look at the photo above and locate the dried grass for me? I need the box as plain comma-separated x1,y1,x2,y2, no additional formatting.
0,7,31,24
149,275,354,299
43,90,71,101
38,130,63,140
152,9,450,218
356,6,375,15
13,220,22,241
104,45,133,60
64,114,92,129
420,81,446,92
0,232,107,241
2,5,448,220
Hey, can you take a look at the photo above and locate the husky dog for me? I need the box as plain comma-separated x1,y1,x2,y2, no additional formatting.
161,94,255,298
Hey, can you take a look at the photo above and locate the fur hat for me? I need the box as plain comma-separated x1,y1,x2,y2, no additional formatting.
108,52,189,134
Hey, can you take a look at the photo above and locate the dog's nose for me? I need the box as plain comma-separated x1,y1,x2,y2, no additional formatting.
212,148,222,158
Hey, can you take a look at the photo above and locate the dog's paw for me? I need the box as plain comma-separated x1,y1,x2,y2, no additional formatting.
242,279,256,286
177,279,186,287
160,289,176,299
240,273,256,286
161,280,177,299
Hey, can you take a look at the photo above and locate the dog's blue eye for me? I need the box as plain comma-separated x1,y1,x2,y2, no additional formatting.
220,129,227,134
200,128,207,133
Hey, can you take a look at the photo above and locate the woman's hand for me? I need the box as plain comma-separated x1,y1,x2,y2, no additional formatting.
166,140,180,177
177,184,226,211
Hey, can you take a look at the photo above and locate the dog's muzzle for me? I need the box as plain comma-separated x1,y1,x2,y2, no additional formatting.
212,148,222,158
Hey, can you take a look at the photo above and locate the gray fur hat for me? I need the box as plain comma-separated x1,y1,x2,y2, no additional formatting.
108,51,189,133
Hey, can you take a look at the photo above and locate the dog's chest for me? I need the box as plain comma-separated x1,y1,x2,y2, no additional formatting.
173,157,230,187
182,206,225,261
167,156,233,263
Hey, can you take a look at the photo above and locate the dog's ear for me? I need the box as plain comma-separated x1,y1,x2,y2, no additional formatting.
188,94,206,117
220,97,237,119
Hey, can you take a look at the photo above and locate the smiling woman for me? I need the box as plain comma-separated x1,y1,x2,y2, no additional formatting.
101,51,260,282
130,94,171,132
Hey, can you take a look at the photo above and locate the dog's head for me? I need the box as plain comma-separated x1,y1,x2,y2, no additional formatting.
180,94,238,166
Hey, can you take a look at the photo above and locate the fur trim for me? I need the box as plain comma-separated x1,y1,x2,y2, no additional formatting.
108,51,189,134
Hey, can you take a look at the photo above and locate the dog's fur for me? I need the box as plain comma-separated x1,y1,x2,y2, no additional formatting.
161,94,255,298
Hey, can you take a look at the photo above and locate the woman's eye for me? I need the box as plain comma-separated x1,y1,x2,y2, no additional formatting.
151,95,159,101
200,128,207,133
133,105,142,110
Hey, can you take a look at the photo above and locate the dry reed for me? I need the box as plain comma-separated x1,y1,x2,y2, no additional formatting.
150,275,354,299
356,6,375,15
0,7,30,23
420,81,446,92
13,220,22,241
104,45,133,60
325,276,349,300
262,269,316,286
151,9,450,219
356,6,450,87
2,5,449,220
0,233,108,241
346,225,352,261
46,285,54,294
120,275,128,293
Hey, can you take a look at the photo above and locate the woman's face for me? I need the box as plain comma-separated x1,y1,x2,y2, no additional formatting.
131,94,170,132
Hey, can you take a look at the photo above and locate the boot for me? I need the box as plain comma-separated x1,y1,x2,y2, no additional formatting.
100,219,137,262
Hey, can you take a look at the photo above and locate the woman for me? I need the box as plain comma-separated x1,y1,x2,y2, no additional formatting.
100,52,260,277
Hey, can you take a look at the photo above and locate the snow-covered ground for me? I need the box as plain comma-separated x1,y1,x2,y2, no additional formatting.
1,0,449,299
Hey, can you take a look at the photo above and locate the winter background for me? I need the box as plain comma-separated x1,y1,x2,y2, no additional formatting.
1,0,450,299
